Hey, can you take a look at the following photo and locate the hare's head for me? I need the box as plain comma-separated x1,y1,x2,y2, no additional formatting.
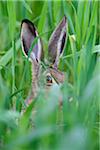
21,16,67,106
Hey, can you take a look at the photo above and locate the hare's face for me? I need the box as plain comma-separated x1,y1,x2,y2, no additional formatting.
21,16,67,105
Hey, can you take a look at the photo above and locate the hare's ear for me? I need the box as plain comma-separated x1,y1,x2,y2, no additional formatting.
21,19,42,62
48,16,67,68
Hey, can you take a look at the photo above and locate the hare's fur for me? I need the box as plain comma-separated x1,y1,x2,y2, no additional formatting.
21,16,67,107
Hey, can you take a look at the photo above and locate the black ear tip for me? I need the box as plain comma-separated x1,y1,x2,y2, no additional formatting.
64,15,66,19
21,19,34,27
21,19,31,23
63,15,67,23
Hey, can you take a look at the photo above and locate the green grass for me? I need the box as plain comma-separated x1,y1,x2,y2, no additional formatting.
0,1,99,150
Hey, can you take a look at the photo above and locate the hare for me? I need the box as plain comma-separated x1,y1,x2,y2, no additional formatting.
21,16,68,108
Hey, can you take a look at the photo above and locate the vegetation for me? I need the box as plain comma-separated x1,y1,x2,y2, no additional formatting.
0,1,99,150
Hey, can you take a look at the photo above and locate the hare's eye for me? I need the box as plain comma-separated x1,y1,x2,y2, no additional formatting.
46,75,52,83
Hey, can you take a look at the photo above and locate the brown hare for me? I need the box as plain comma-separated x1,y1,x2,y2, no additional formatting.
21,16,68,108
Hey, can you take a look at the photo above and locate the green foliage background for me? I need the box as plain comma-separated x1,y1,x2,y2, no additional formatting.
0,0,99,150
